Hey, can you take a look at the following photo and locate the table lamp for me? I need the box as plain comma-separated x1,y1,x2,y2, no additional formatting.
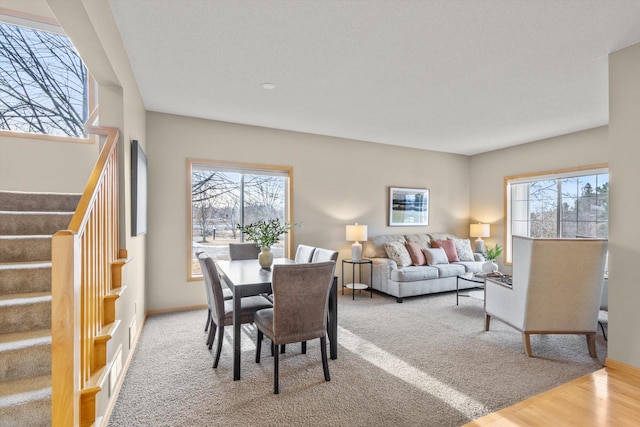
346,223,368,261
470,223,490,253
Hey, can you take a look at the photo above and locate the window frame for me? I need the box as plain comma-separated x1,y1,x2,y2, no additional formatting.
0,9,97,143
186,158,294,281
503,163,608,264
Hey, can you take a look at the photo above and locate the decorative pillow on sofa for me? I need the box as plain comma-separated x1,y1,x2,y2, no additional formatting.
430,239,460,262
422,247,449,266
384,242,413,268
452,238,475,261
405,241,427,266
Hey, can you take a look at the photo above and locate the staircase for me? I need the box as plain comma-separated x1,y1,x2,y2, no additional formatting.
0,191,81,426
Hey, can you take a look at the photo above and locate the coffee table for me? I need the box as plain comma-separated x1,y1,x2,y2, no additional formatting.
456,272,486,305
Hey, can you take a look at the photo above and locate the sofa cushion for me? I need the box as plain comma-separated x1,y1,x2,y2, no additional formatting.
423,247,449,266
384,242,412,267
433,263,466,277
404,233,432,249
405,241,427,266
431,239,460,262
364,234,406,258
390,265,439,282
453,261,484,273
452,238,475,261
428,233,457,242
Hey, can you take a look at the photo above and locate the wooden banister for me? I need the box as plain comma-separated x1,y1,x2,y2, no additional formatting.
52,125,121,426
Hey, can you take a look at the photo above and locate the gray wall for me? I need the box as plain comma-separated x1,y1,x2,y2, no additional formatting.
609,42,640,368
146,112,471,310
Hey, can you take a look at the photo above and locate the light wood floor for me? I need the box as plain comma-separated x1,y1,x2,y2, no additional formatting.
463,359,640,427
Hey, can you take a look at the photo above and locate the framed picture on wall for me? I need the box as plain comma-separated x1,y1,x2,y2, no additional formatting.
389,187,429,226
131,140,148,235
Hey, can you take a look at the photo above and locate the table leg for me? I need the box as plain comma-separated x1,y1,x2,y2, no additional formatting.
369,262,373,298
233,289,241,380
456,277,460,306
329,276,338,360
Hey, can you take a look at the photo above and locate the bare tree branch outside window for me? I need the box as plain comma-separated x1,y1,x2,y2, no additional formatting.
0,22,88,137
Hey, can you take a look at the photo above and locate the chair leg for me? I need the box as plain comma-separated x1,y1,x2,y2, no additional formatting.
274,346,280,394
587,333,597,358
256,330,263,363
301,341,307,354
522,333,533,357
270,341,275,357
207,320,216,349
213,325,224,368
205,309,211,332
281,344,286,354
484,314,491,331
320,336,330,382
599,321,608,341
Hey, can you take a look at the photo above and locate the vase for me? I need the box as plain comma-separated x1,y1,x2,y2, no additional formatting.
258,246,273,269
482,260,498,273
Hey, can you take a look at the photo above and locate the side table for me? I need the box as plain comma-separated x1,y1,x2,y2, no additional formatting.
342,259,373,300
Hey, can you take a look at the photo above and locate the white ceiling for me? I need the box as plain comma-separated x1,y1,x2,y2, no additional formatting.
108,0,640,155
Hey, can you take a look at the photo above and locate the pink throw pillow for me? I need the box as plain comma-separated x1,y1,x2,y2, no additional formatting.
405,242,427,266
431,239,460,262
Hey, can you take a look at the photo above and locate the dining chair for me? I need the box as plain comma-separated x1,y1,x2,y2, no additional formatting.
254,261,336,394
196,252,232,336
294,244,316,263
311,247,339,263
198,253,273,368
229,242,261,260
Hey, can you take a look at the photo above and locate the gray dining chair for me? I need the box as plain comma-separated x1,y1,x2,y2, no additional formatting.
294,244,316,263
196,251,232,337
198,253,272,368
229,242,261,260
311,248,339,263
254,261,336,394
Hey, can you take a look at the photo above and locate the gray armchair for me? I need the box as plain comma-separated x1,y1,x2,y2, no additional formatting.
254,261,336,394
484,236,608,358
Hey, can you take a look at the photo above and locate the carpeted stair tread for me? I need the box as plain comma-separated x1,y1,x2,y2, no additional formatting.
0,329,51,349
0,211,74,235
0,190,80,212
0,375,51,403
0,261,51,294
0,293,52,335
0,235,52,263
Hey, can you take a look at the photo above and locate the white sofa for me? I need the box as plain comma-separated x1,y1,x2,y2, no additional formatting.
363,232,485,303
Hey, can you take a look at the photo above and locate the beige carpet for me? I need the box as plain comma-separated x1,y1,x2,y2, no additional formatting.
107,290,607,427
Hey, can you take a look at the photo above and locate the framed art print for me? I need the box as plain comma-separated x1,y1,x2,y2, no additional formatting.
389,187,429,226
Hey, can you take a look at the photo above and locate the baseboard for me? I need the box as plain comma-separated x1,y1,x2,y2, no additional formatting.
605,358,640,379
145,304,207,317
99,314,148,427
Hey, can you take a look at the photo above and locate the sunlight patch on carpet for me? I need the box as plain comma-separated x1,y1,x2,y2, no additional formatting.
339,326,489,419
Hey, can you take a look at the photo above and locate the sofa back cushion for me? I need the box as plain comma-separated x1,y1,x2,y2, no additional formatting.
423,247,449,266
405,241,427,266
430,239,460,262
384,242,413,267
364,234,406,258
404,233,432,249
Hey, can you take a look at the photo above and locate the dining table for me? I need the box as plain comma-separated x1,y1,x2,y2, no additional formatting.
215,258,338,381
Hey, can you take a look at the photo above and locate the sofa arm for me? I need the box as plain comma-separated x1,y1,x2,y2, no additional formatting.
370,257,396,288
474,253,486,262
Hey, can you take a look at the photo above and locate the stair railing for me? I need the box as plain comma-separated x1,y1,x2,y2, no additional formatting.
51,125,120,426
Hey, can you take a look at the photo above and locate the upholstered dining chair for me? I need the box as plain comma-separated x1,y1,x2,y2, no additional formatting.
198,253,272,368
254,261,336,394
484,236,608,358
196,252,232,336
311,247,339,263
294,244,316,263
229,242,261,260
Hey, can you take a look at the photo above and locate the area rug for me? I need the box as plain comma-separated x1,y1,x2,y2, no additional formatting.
107,290,607,427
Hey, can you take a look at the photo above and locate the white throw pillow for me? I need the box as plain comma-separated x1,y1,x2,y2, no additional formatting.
452,238,475,261
422,247,449,266
384,241,412,268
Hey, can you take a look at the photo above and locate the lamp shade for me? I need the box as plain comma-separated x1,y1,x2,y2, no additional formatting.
469,223,490,238
346,223,368,242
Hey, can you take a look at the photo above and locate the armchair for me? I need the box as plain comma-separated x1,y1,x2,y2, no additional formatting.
484,236,608,358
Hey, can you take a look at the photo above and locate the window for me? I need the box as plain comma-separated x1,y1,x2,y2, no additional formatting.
0,18,91,139
505,165,608,263
188,159,293,280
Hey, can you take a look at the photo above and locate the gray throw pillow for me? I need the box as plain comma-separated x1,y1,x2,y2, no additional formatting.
452,238,475,261
422,247,449,266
